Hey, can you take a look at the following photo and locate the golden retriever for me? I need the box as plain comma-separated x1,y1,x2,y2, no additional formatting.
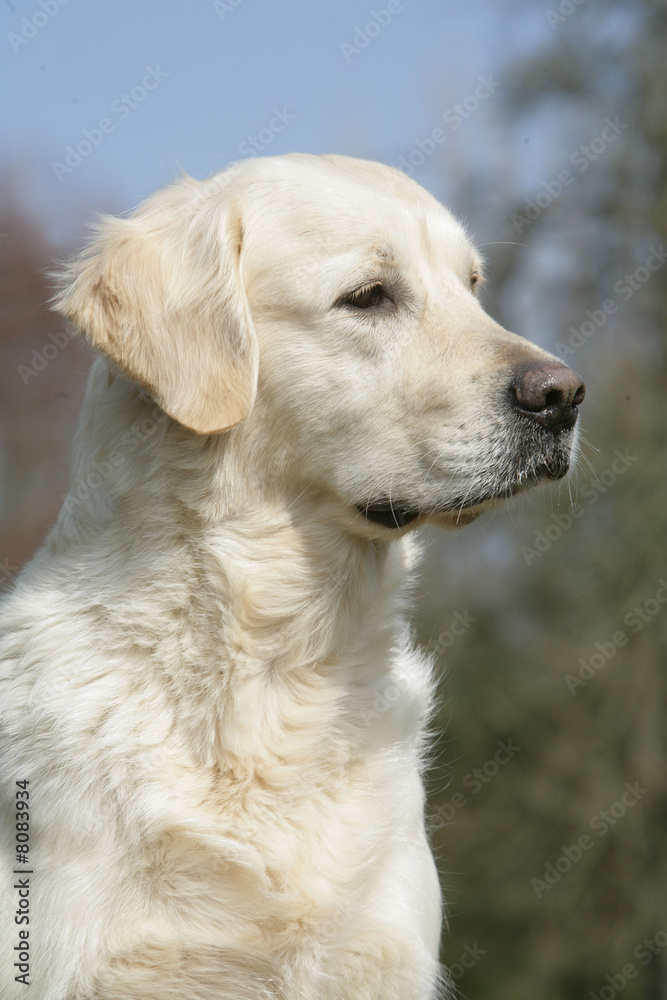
0,154,584,999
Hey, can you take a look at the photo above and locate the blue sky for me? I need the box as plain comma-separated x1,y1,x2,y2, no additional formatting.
2,0,641,378
0,0,557,238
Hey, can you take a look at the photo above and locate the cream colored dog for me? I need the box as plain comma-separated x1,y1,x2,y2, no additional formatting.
0,154,584,999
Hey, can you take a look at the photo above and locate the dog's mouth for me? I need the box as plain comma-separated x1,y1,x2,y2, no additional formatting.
355,501,425,529
355,429,575,530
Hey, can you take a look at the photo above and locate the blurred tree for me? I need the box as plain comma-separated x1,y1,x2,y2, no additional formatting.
420,3,667,998
0,181,90,576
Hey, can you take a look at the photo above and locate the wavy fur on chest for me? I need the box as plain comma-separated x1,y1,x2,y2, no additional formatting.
0,368,440,1000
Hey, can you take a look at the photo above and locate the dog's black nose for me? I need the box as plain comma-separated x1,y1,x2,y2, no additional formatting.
512,362,585,431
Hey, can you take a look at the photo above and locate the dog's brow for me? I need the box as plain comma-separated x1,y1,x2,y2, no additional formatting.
335,244,397,287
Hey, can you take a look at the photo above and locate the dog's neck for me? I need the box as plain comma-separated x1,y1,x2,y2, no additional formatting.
41,363,430,777
52,362,416,677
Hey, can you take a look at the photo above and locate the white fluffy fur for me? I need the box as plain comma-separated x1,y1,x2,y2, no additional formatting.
0,154,572,999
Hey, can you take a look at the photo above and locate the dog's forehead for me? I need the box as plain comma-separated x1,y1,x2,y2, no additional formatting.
234,154,477,280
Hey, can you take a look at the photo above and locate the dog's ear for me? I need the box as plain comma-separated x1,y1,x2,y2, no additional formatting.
52,176,258,434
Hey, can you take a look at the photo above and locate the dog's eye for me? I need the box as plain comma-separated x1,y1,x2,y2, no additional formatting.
339,283,387,310
470,272,480,290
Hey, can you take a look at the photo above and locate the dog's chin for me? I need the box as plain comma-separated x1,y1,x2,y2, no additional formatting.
355,450,574,533
354,501,487,531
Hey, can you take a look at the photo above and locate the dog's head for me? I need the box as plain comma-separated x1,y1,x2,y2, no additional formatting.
54,154,584,536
